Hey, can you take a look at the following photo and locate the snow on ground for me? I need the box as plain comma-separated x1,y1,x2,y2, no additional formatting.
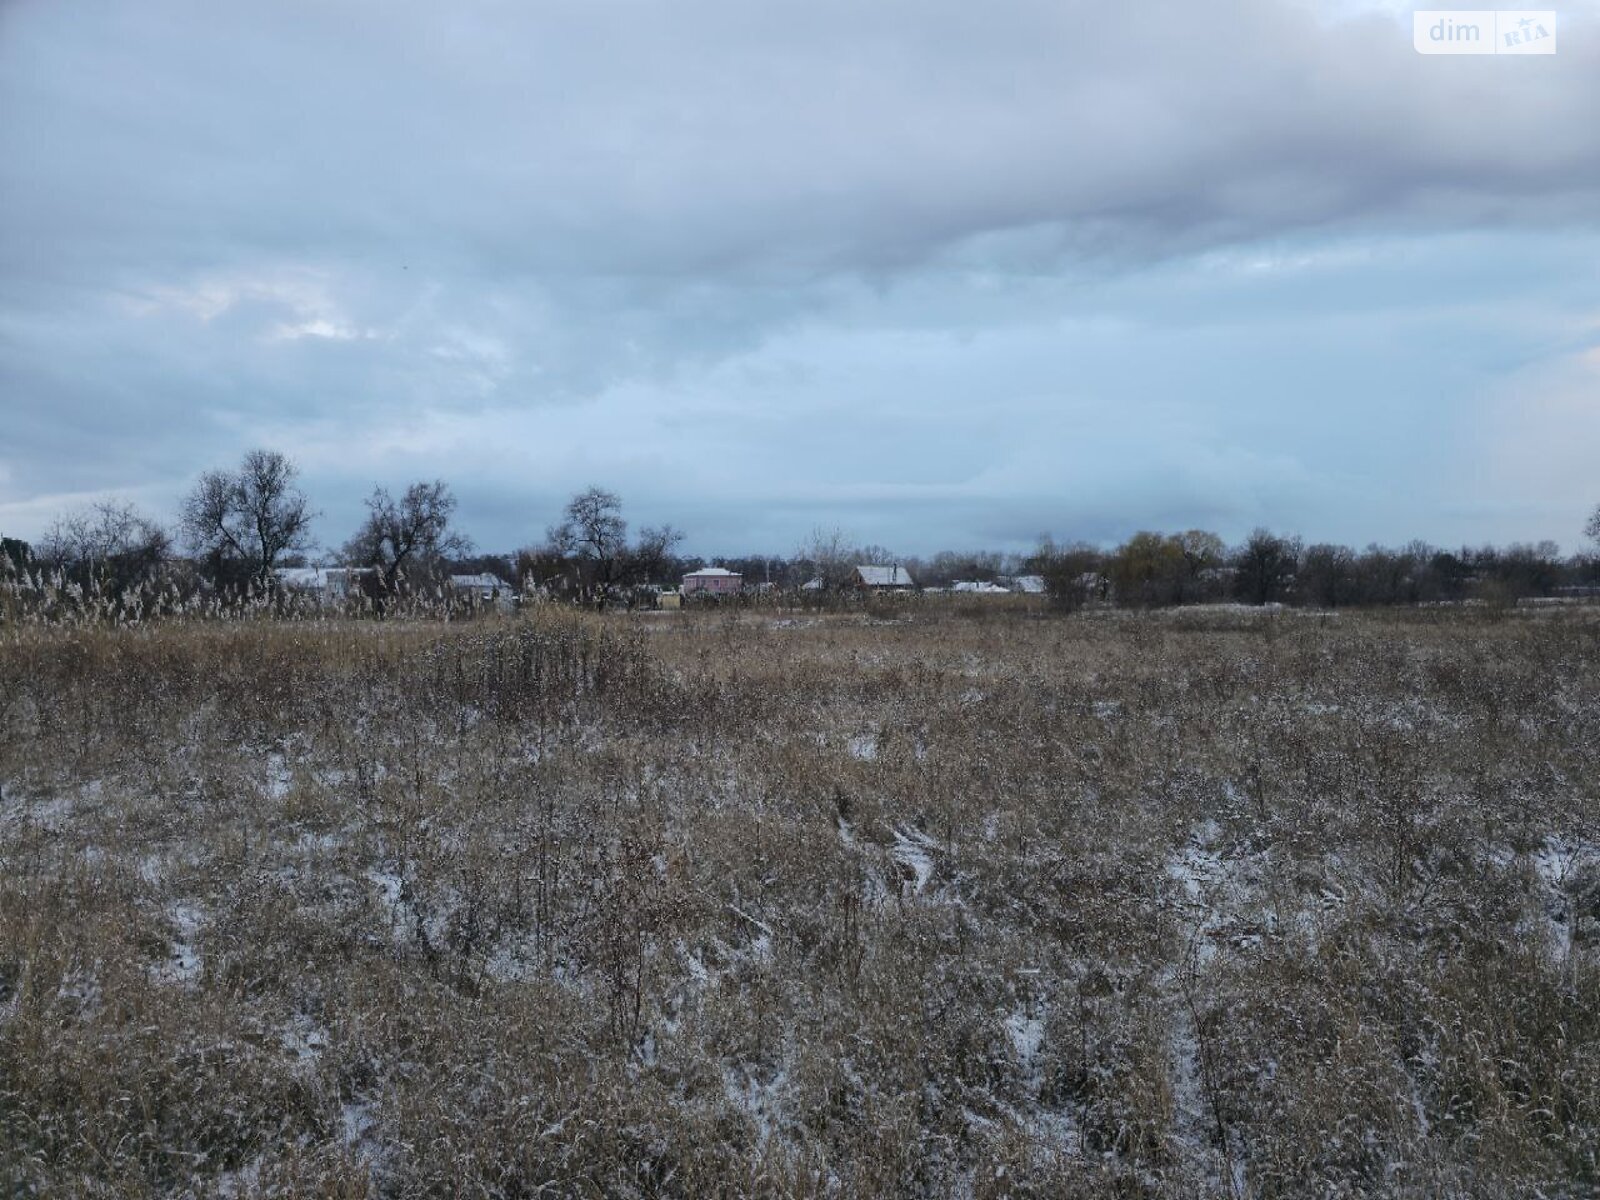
0,787,77,832
264,752,293,800
836,814,857,849
55,970,101,1019
1532,837,1595,969
280,1014,329,1072
1165,822,1230,964
1004,1006,1045,1081
484,938,536,983
341,1099,377,1150
152,902,203,985
367,867,404,924
723,1061,791,1151
891,826,939,896
847,732,879,761
214,1159,264,1198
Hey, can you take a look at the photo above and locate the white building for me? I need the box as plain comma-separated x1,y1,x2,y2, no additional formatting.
450,573,515,604
272,566,371,599
950,580,1011,595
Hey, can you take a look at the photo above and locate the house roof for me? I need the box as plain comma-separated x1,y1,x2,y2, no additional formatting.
855,564,914,587
450,573,512,590
684,567,741,577
274,566,370,589
951,580,1010,594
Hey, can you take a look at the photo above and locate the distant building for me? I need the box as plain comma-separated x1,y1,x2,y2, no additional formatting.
802,565,917,592
1008,575,1047,594
273,566,372,599
450,573,515,605
950,580,1010,595
682,567,743,595
855,564,915,591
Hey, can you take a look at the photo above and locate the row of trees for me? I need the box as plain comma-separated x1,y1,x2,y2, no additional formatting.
18,450,684,606
8,447,1600,611
1028,527,1600,610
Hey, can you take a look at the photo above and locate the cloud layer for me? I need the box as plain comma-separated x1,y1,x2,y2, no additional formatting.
3,0,1598,553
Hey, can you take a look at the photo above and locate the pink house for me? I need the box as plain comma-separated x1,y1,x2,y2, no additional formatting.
681,566,743,595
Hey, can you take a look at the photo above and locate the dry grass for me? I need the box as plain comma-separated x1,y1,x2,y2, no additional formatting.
1,605,1597,1197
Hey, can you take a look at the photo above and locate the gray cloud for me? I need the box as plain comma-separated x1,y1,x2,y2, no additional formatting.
2,0,1599,553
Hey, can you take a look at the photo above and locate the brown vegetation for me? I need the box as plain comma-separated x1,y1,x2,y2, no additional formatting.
1,605,1597,1196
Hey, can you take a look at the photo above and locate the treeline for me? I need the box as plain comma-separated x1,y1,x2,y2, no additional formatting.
1024,528,1600,610
3,447,1599,616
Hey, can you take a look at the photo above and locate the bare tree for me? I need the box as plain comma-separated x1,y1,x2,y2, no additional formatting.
1233,528,1301,606
1587,503,1600,551
180,449,315,588
548,487,628,603
39,500,170,592
1026,536,1105,611
800,526,855,591
1299,543,1357,608
344,480,471,592
628,524,685,586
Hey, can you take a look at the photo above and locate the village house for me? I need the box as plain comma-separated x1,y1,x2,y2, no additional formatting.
450,573,516,607
854,564,916,591
273,566,373,600
801,564,919,592
681,566,742,596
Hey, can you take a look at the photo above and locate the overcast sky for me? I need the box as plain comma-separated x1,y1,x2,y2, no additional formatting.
3,0,1598,557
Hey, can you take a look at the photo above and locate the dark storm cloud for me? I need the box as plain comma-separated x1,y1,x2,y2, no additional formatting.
2,0,1598,552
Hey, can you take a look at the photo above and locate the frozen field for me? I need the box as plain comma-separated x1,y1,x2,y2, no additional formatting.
1,605,1597,1197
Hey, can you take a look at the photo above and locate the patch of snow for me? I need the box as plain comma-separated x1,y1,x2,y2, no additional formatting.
723,1062,790,1150
341,1100,376,1149
1004,1008,1045,1073
280,1014,329,1071
892,826,938,896
1025,1108,1080,1156
293,830,342,854
264,752,293,800
214,1158,264,1199
1164,822,1252,965
154,902,203,985
1533,837,1595,969
16,791,76,831
366,867,404,926
836,815,857,849
847,733,878,761
485,940,533,983
635,1028,657,1068
679,940,713,986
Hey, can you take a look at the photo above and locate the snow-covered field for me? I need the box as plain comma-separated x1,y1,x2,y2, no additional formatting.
1,606,1596,1196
